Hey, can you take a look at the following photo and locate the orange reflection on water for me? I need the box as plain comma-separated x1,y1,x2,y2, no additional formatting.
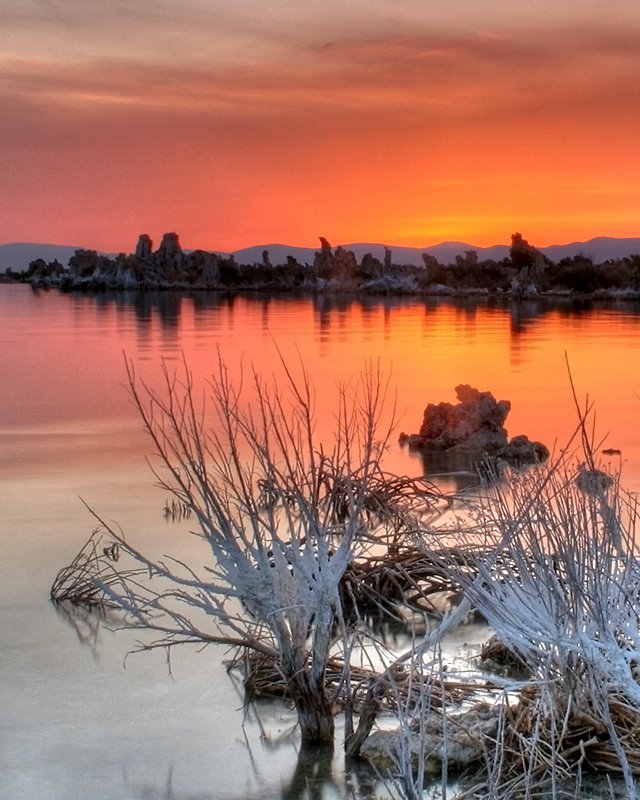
3,288,640,488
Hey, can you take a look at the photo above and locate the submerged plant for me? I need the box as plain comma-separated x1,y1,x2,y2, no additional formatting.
350,378,640,798
53,354,640,798
441,447,640,797
52,355,447,746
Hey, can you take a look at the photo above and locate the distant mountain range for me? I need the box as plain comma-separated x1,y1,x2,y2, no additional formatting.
2,236,640,272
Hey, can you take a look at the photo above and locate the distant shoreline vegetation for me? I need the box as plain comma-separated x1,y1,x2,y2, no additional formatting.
8,231,640,298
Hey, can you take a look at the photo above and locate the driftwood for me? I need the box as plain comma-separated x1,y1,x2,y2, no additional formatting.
341,544,479,616
233,650,475,712
490,687,640,784
360,702,501,776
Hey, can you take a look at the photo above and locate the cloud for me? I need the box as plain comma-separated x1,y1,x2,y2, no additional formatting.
2,18,640,249
3,21,640,137
2,0,339,67
6,0,640,85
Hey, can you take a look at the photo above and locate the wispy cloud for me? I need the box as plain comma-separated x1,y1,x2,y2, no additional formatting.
2,11,640,249
3,23,640,121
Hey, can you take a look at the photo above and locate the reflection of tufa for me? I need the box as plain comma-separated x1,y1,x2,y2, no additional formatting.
575,465,614,496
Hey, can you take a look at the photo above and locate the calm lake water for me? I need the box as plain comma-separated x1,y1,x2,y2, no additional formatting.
3,284,640,799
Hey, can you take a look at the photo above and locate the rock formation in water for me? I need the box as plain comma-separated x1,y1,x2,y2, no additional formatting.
313,237,359,281
421,253,440,283
359,252,384,280
418,385,510,450
156,232,184,281
399,385,549,471
33,233,224,291
135,234,152,261
24,229,633,298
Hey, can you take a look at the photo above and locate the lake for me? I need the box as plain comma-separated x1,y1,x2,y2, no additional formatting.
2,284,640,799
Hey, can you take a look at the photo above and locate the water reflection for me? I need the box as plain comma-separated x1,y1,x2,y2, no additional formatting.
280,744,337,800
7,285,640,800
52,600,105,657
47,291,640,400
54,289,640,351
408,447,490,492
127,766,213,800
133,291,182,329
124,745,385,800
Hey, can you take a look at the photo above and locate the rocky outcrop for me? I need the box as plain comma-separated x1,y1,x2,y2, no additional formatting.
400,385,549,471
421,253,440,283
510,232,548,282
359,252,384,280
156,232,184,281
456,250,479,269
38,233,222,291
11,229,568,297
135,234,152,261
26,257,66,288
313,238,358,281
68,249,111,278
417,385,510,451
384,247,392,272
20,229,640,297
313,237,334,279
496,434,550,466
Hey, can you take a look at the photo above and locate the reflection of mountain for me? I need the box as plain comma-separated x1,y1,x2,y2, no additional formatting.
4,235,640,271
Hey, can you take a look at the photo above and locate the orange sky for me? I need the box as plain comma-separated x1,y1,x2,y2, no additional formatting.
2,1,640,252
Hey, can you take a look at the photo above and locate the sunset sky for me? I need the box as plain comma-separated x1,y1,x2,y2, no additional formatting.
2,0,640,253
